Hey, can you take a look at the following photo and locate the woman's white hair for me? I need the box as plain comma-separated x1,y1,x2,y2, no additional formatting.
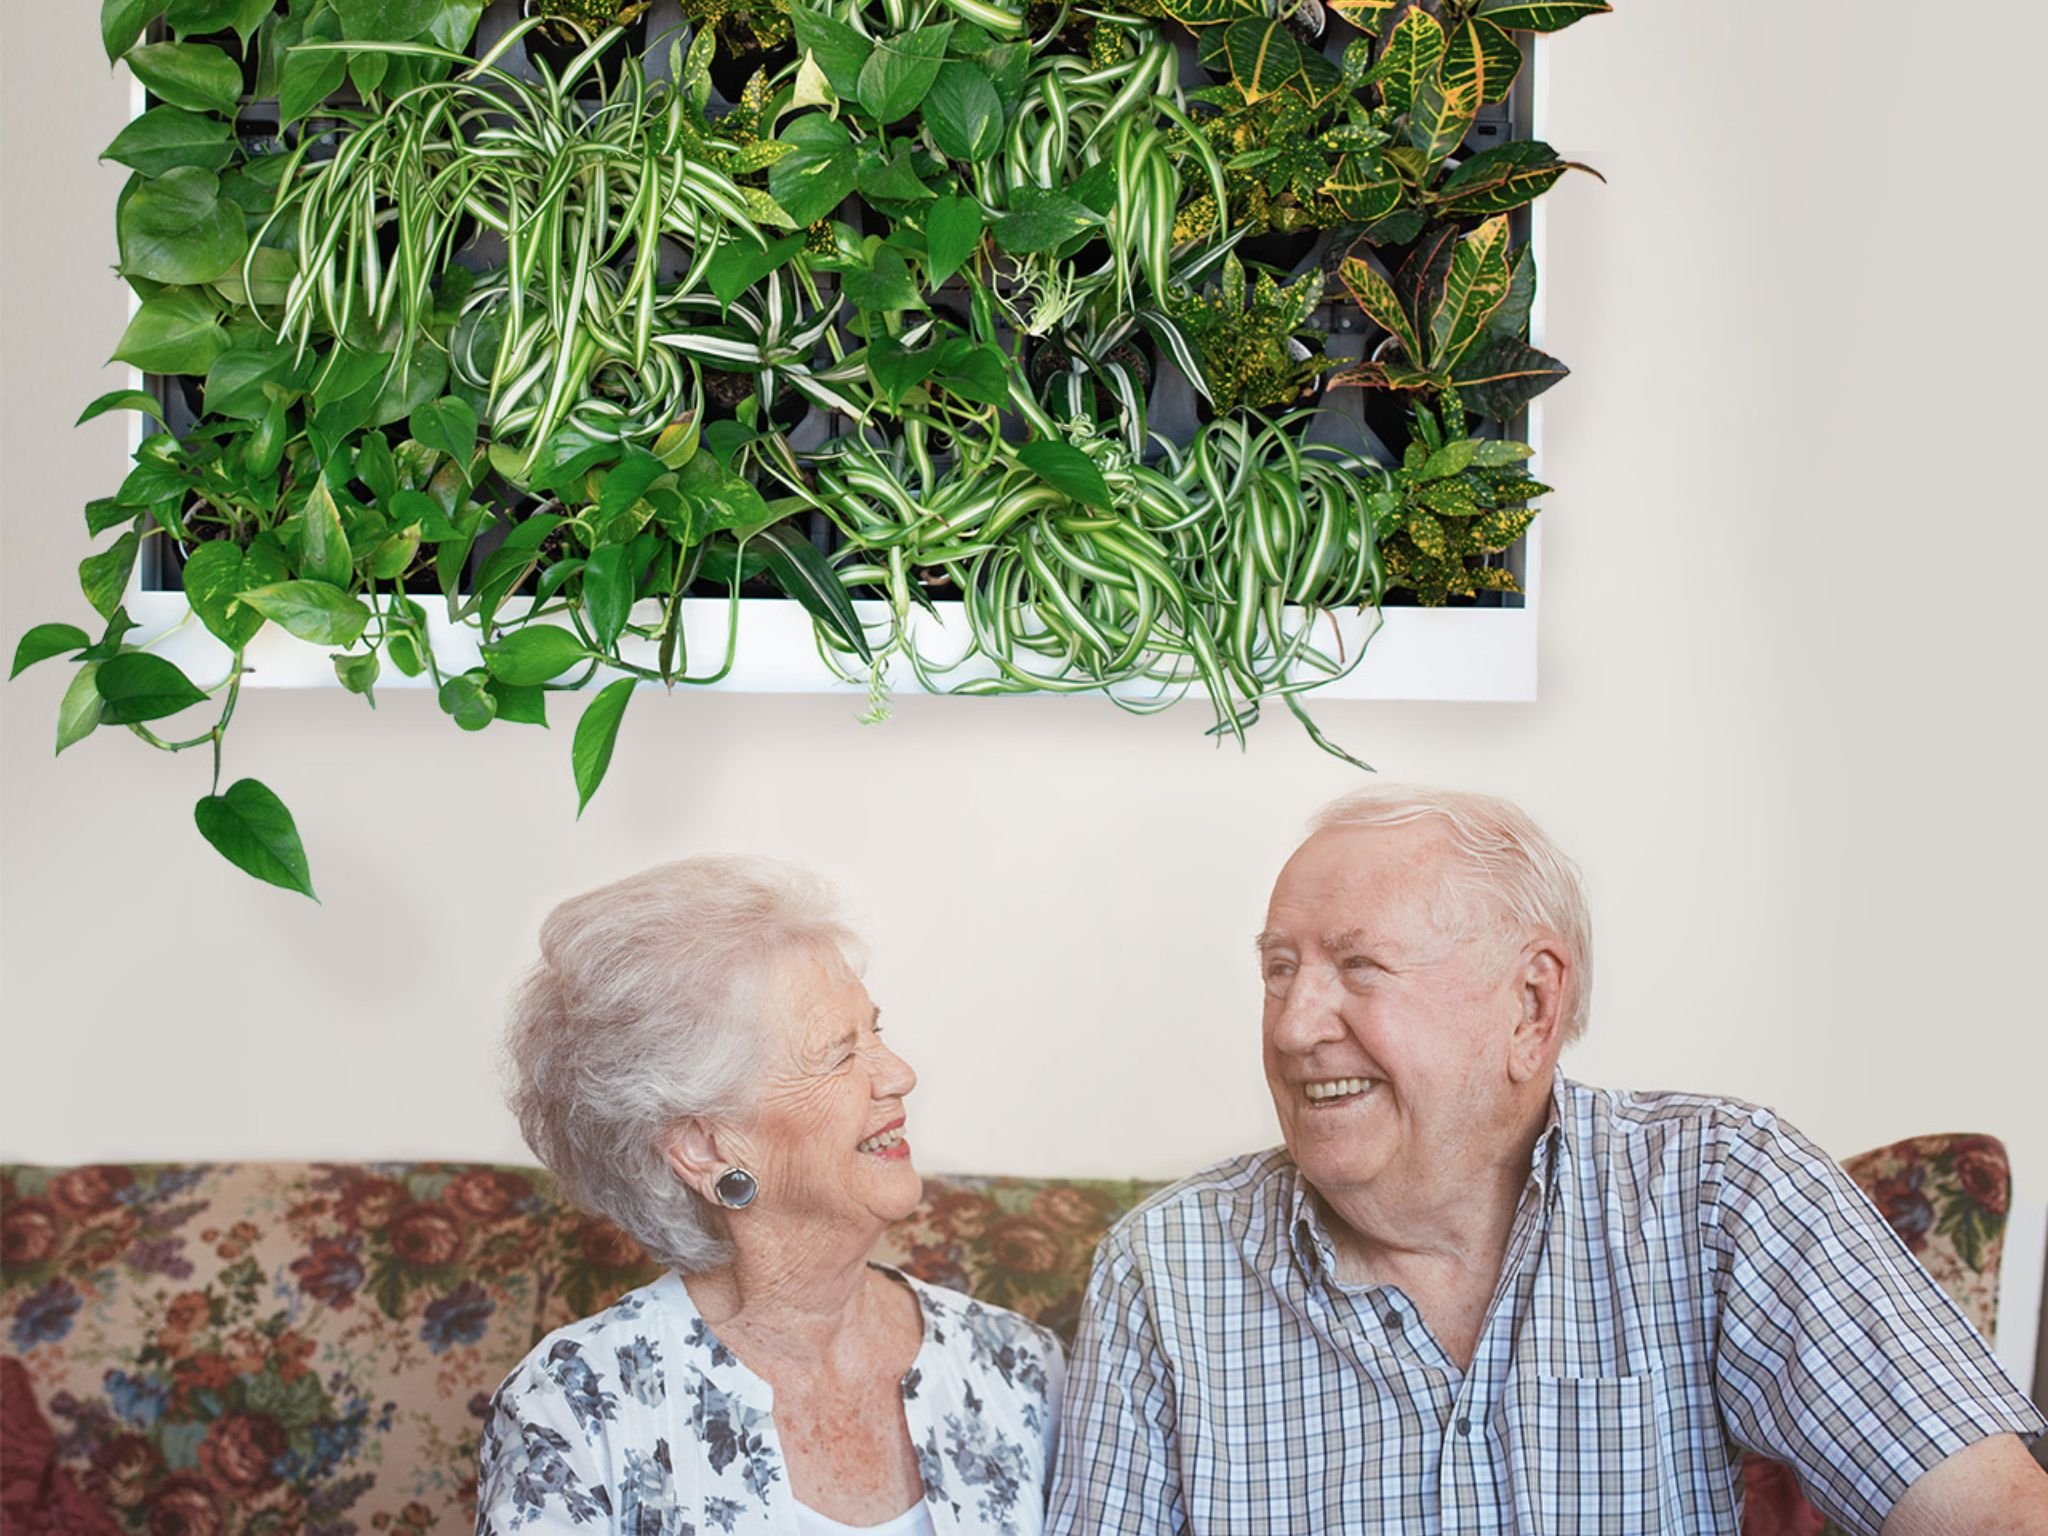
1311,785,1595,1043
504,855,861,1272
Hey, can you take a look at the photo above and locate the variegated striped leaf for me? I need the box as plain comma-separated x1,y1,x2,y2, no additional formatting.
1379,6,1445,117
1429,215,1513,368
1474,0,1611,34
1338,254,1424,364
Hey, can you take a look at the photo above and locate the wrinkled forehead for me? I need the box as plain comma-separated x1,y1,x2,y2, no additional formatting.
757,939,871,1057
1263,823,1470,943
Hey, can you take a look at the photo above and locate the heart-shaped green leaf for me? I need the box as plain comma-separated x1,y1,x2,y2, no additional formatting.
923,61,1002,161
1018,440,1112,509
787,2,872,99
124,41,242,115
96,652,209,723
113,288,228,376
194,778,317,898
181,539,263,648
236,581,370,645
923,195,984,287
856,24,952,124
571,675,636,815
767,115,859,228
10,624,92,679
117,166,247,286
56,663,105,754
80,531,142,621
103,106,235,177
481,624,590,686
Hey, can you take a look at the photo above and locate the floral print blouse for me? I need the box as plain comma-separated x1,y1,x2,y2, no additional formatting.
477,1268,1065,1536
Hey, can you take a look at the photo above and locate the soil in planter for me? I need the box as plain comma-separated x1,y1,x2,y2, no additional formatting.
703,369,811,433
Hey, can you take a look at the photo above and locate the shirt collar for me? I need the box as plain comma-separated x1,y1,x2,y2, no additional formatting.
1284,1072,1573,1282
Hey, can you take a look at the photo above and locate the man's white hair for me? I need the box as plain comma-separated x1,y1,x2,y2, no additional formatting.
1310,785,1594,1043
503,855,862,1271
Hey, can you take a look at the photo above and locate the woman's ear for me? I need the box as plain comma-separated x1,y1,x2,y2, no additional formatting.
663,1119,734,1206
1507,939,1568,1085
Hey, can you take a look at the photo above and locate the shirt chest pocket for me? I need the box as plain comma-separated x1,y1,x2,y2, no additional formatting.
1503,1371,1666,1536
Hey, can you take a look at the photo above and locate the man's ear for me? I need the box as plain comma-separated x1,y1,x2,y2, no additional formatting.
664,1119,736,1206
1507,938,1569,1084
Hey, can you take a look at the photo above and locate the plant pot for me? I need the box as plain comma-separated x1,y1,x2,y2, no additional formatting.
1029,335,1155,420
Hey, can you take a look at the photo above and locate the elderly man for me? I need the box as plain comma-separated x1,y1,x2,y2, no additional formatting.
1049,786,2048,1535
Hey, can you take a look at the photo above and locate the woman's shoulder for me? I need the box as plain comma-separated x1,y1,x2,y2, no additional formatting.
489,1272,702,1425
892,1272,1066,1400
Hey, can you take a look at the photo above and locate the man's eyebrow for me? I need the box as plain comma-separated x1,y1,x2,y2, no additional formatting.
1321,929,1368,952
1253,931,1288,953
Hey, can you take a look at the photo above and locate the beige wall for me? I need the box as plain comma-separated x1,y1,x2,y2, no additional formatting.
3,5,2043,1394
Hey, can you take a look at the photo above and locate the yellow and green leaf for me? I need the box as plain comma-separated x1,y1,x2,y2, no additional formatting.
1429,215,1513,368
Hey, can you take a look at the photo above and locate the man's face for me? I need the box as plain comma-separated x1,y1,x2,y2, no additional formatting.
1258,823,1530,1204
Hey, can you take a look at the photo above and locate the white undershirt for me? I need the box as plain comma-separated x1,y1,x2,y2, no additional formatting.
791,1499,936,1536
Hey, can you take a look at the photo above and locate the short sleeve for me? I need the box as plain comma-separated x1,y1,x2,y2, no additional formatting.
476,1338,624,1535
1045,1229,1187,1536
1704,1108,2045,1536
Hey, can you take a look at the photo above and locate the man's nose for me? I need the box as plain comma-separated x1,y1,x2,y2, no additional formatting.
1268,966,1348,1052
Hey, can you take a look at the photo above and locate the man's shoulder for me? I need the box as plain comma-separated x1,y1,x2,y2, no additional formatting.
1097,1146,1297,1255
1564,1078,1834,1191
1570,1077,1790,1144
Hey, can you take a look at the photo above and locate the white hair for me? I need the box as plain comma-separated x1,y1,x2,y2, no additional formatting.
1310,785,1595,1043
504,855,862,1271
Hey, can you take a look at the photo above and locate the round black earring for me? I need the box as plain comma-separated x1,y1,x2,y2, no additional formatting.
714,1168,758,1209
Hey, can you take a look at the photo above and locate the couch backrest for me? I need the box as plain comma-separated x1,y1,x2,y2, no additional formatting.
0,1164,1158,1536
1,1139,2013,1536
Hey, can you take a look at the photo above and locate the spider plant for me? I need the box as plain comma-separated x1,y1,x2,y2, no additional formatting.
256,24,776,469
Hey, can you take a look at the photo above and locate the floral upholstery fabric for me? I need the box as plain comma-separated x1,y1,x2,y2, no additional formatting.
1739,1133,2016,1536
0,1165,1155,1536
0,1142,2012,1536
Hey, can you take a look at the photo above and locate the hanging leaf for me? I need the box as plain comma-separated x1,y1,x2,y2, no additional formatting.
237,581,370,646
571,676,636,815
751,522,871,662
95,653,209,724
10,625,91,679
481,624,590,686
581,543,637,652
1018,440,1112,510
56,663,106,754
181,539,264,648
1434,140,1590,217
77,389,170,430
438,671,498,730
80,531,142,621
194,778,317,898
104,0,163,62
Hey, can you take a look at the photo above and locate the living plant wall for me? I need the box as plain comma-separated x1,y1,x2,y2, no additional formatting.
13,0,1608,894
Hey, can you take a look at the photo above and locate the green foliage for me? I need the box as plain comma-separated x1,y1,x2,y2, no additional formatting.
1168,253,1336,415
1369,397,1545,605
21,0,1616,888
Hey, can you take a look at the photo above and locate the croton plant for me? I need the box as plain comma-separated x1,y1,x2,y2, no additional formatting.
13,0,1608,893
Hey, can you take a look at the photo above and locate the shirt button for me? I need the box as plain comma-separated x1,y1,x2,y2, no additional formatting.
1456,1417,1472,1437
1382,1309,1403,1330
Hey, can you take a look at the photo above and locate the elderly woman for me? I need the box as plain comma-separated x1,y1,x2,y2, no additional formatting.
479,857,1062,1536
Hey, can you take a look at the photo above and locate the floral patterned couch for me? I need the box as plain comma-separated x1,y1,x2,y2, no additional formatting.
0,1137,2014,1536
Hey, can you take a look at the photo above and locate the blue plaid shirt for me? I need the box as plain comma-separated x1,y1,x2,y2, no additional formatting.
1047,1076,2044,1535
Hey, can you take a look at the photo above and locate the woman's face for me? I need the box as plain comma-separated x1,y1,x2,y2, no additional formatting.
733,942,922,1240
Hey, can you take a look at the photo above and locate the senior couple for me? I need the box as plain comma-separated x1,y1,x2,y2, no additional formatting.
476,787,2048,1536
